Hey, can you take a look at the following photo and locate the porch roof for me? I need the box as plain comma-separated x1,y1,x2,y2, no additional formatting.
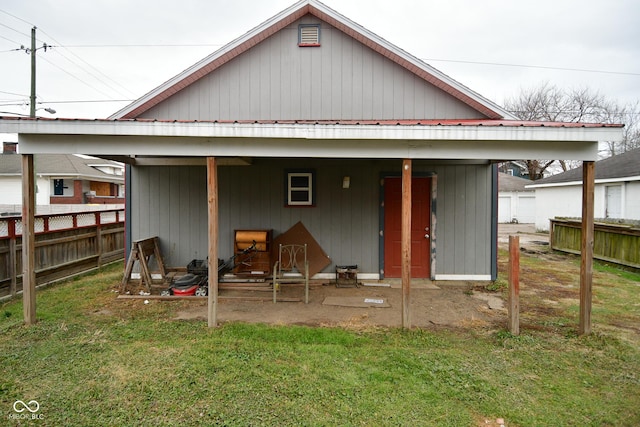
1,116,623,162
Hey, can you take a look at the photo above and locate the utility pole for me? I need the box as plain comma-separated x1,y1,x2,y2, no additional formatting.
23,26,39,325
30,26,36,118
23,26,50,117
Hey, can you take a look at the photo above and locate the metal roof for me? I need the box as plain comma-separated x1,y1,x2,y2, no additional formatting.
0,116,623,129
0,115,622,162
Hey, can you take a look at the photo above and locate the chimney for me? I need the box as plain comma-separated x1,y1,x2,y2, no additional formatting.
3,142,18,154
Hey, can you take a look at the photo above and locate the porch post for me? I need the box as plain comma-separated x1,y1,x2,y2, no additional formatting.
401,159,412,329
579,160,595,335
21,154,36,325
207,157,219,327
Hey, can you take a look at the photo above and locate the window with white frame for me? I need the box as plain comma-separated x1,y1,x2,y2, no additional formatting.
286,170,315,206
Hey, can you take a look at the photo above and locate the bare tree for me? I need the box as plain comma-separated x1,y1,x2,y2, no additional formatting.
503,82,639,179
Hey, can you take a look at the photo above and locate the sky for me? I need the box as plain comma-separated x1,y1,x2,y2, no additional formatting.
0,0,639,126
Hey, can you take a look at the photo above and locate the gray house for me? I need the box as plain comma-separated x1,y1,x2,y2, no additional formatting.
0,0,622,329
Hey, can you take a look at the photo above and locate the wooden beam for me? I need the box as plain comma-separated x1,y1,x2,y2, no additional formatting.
207,157,219,327
508,235,520,335
401,159,412,329
21,154,36,325
579,160,595,335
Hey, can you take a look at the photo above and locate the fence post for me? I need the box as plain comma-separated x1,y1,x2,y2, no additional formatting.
95,212,103,268
8,219,17,297
508,235,520,335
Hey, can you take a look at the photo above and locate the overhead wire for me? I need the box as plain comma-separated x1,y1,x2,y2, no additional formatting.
422,58,640,77
1,8,638,110
38,27,138,98
0,7,137,102
37,55,116,99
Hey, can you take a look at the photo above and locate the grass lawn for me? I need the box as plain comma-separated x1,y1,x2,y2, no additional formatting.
1,252,639,426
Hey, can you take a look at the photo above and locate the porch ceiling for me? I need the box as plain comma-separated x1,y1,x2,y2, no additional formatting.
1,117,623,162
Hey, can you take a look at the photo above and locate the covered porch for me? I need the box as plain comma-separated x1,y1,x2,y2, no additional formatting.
0,116,623,334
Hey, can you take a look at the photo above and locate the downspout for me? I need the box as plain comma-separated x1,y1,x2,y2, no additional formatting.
490,163,498,281
124,164,132,263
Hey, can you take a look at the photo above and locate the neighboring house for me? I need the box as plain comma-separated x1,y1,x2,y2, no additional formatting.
498,161,528,178
527,147,640,231
0,142,124,208
498,173,535,223
0,0,622,284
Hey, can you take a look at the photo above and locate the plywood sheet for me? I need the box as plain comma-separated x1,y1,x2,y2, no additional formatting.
272,221,331,277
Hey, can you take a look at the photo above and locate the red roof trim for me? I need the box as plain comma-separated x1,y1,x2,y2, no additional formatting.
0,116,624,128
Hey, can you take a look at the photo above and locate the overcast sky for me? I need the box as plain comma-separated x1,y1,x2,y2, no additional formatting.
1,0,639,123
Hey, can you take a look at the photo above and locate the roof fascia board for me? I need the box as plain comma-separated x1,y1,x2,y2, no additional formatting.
2,119,622,143
17,133,599,162
110,0,513,120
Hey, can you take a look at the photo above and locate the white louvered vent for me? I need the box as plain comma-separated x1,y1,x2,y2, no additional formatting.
299,25,320,46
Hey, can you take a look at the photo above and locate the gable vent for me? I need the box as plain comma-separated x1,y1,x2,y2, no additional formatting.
299,24,320,46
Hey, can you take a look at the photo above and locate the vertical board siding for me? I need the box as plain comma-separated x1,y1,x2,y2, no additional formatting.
130,161,492,276
139,17,485,122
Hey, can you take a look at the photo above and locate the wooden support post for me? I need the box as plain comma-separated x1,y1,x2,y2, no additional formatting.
401,159,412,329
579,161,595,335
207,157,219,328
508,235,520,335
21,154,36,325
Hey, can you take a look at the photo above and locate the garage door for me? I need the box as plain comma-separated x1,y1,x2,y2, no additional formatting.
498,196,512,223
517,195,535,223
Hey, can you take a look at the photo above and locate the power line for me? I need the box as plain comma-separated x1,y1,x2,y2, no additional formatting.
0,89,29,97
0,99,132,106
422,58,640,77
39,28,137,98
38,54,116,99
62,43,223,48
1,8,136,100
0,8,34,27
0,33,21,45
0,21,29,38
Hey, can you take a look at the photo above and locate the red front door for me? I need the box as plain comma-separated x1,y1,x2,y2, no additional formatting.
383,177,432,278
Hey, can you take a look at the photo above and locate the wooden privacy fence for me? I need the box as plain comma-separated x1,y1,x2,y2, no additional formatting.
0,209,125,299
550,219,640,269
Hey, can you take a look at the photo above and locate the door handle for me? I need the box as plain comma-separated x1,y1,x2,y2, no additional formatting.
425,234,430,239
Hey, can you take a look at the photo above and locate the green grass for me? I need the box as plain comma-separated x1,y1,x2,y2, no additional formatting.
1,261,640,426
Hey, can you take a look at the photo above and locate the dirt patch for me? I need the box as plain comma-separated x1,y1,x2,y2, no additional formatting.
174,283,501,329
169,225,541,329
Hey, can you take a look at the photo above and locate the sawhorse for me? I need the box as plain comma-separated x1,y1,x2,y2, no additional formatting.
120,237,167,293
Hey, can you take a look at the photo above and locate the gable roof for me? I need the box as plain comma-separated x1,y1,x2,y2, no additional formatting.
498,173,535,192
110,0,514,121
527,147,640,187
0,153,124,183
